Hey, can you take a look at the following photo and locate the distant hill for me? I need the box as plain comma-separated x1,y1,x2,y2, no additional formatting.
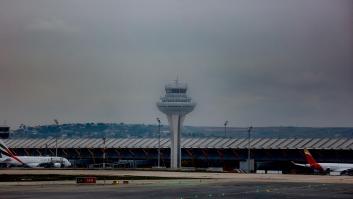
10,123,353,139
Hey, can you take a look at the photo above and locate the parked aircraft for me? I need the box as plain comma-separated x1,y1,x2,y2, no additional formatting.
292,149,353,174
0,139,71,168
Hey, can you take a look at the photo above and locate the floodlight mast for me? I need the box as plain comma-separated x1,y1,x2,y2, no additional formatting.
156,117,161,168
54,119,59,157
157,80,196,169
224,120,229,137
248,126,253,173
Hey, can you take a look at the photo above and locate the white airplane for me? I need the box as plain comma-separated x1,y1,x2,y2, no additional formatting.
0,139,71,168
292,149,353,174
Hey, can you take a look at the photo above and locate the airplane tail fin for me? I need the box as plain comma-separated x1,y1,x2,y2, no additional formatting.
304,149,323,171
0,139,15,157
0,139,25,165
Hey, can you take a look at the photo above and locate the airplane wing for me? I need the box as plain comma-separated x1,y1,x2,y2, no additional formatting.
291,161,308,167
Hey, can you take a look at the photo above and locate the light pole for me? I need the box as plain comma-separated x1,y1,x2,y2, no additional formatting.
247,126,253,173
224,120,228,137
102,137,106,169
156,117,161,168
54,119,59,157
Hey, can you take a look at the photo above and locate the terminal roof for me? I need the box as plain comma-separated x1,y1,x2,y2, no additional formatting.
4,138,353,150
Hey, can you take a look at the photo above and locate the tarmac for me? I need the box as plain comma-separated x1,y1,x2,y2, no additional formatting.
1,169,353,183
1,169,353,198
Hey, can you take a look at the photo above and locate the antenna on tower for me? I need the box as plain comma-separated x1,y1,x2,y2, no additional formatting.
175,74,179,84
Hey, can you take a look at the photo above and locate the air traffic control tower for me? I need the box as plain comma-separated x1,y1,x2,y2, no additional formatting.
157,80,196,169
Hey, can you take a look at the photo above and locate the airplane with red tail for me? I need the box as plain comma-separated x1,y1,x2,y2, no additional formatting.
292,149,353,175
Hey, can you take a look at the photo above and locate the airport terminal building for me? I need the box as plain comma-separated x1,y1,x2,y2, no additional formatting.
3,137,353,172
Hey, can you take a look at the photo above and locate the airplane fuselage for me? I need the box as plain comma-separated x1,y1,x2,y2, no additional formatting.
0,156,71,168
308,163,353,172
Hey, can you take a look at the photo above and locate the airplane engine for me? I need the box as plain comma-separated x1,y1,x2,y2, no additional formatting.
53,163,61,168
325,168,331,174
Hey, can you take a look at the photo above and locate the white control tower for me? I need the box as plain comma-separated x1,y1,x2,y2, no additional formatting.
157,79,196,169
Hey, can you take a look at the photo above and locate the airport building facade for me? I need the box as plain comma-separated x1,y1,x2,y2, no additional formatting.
3,137,353,172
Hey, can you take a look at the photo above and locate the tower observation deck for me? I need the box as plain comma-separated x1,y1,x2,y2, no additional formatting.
157,80,196,169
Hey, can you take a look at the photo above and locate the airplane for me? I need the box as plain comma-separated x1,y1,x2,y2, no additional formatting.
292,149,353,175
0,139,71,168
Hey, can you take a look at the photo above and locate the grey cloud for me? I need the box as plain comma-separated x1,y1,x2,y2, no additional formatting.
0,0,352,128
25,18,79,34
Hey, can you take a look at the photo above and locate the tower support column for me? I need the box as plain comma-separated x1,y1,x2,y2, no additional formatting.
167,114,185,169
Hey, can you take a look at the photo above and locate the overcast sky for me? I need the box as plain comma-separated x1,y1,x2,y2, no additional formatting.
0,0,352,128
